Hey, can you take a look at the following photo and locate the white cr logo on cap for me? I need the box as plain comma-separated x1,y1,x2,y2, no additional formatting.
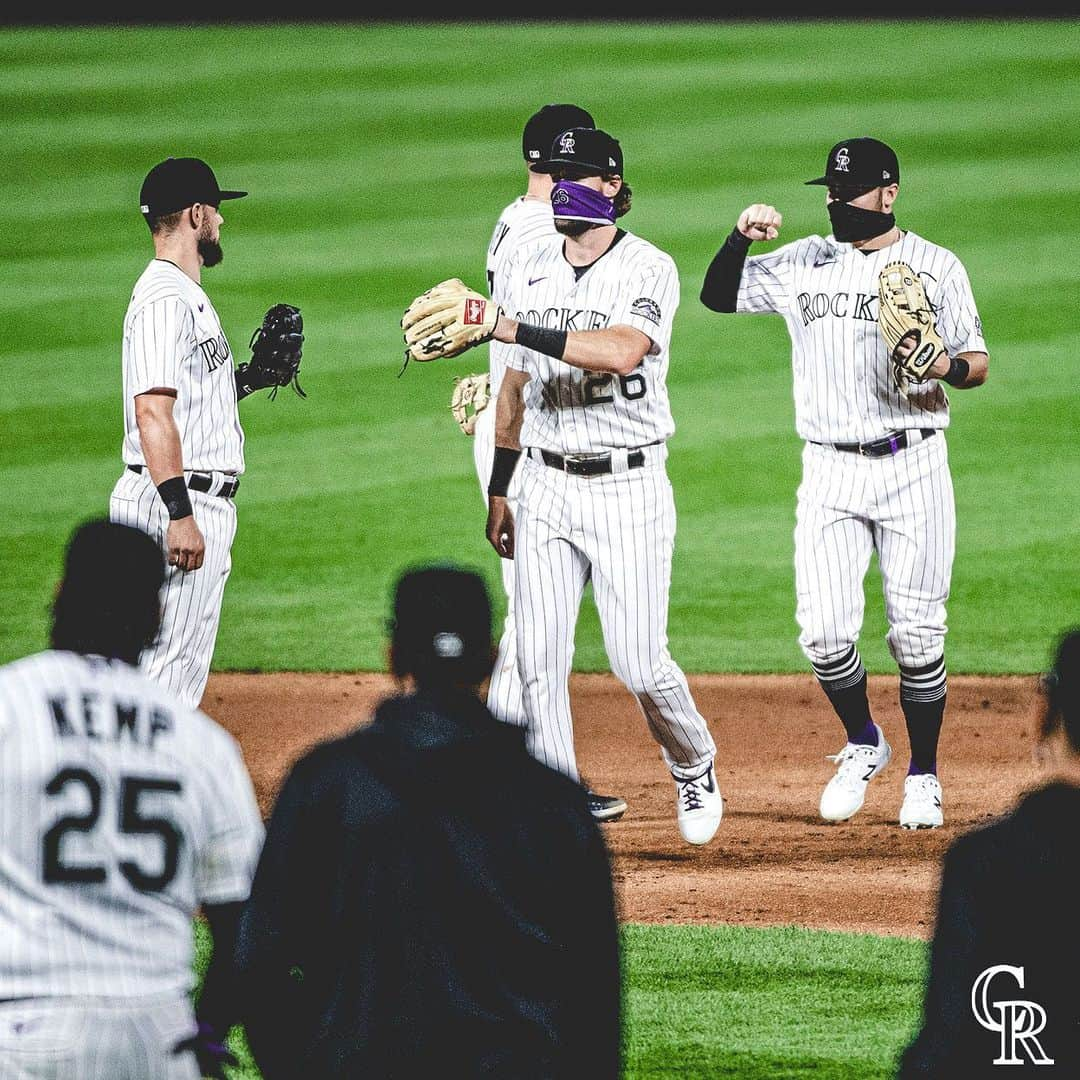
559,133,576,154
835,147,851,172
433,632,464,658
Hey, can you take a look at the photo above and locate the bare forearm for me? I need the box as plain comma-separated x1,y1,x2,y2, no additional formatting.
952,351,988,388
495,375,527,449
927,350,988,389
136,406,185,483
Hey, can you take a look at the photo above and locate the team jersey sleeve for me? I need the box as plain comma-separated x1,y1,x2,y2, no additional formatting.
933,260,987,356
487,216,513,305
125,296,196,396
609,253,680,355
194,726,265,906
736,242,797,314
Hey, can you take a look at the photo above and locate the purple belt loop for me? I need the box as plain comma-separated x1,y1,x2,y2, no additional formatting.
888,435,900,455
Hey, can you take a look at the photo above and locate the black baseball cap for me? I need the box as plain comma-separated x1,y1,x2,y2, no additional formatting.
390,565,493,686
522,104,595,166
805,138,899,189
139,157,247,217
533,127,623,177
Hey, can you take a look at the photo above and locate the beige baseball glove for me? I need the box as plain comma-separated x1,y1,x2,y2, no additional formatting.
400,279,500,364
878,262,947,393
450,373,491,436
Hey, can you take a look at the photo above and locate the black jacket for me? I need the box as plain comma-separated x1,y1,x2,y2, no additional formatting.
236,688,621,1079
899,782,1080,1077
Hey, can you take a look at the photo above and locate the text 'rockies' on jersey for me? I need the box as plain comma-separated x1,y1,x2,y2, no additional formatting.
122,258,244,475
505,229,680,453
738,231,985,444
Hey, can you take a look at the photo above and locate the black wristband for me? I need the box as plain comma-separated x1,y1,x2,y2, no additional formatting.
157,476,194,520
515,322,567,361
726,226,753,254
488,446,522,498
942,355,970,387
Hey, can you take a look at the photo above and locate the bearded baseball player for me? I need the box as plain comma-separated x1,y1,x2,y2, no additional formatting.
0,519,263,1079
701,137,989,829
402,128,722,845
109,156,304,710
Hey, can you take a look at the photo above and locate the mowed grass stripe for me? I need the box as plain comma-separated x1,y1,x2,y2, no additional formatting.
2,21,1078,672
191,921,926,1079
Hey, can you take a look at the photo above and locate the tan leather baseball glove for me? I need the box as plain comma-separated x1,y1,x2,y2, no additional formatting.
450,373,491,436
878,262,947,393
401,279,500,364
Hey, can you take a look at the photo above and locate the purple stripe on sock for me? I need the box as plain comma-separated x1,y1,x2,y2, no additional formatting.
908,760,937,777
852,720,878,747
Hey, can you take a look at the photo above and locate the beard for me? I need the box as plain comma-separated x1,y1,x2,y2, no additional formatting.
197,235,223,267
554,219,595,238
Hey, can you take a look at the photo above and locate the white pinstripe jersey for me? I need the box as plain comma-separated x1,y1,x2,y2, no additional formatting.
121,259,245,474
737,230,986,444
0,650,263,998
505,230,679,453
485,196,556,398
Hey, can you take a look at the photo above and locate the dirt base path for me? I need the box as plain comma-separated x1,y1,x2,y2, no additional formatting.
206,673,1041,939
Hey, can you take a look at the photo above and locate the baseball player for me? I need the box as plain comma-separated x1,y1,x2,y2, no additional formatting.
475,103,594,728
701,137,989,829
454,126,722,845
109,156,303,710
467,104,626,823
0,519,263,1079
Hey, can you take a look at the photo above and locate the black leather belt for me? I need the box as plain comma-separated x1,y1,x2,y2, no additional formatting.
827,429,937,458
537,448,646,477
127,463,240,499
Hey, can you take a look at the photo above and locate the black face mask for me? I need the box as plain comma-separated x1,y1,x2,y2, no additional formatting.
828,199,894,243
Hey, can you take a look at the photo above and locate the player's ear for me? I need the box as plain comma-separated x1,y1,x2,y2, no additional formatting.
882,184,899,212
602,175,623,198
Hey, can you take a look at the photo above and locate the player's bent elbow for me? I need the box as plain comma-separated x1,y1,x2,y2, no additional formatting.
962,352,989,387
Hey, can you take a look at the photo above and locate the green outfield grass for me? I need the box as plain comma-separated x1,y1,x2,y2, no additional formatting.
3,21,1078,673
194,921,928,1078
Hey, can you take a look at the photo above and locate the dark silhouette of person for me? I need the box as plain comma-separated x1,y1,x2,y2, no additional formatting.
237,565,621,1078
899,628,1080,1076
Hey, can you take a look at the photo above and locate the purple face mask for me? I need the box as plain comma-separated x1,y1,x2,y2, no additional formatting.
550,180,616,225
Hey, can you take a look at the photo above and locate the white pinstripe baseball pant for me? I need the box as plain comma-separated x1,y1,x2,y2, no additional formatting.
109,468,237,710
795,433,956,670
513,448,715,782
472,403,526,728
0,996,200,1079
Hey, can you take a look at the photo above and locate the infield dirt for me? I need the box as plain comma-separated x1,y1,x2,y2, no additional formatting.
208,673,1041,940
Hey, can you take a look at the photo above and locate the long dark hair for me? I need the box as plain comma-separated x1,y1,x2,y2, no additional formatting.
51,520,164,664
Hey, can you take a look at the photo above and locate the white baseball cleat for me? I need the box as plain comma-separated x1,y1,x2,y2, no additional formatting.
675,763,723,845
899,773,944,829
819,724,892,822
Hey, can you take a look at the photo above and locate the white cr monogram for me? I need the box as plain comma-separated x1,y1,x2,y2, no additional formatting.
835,147,851,173
559,133,576,155
971,965,1055,1066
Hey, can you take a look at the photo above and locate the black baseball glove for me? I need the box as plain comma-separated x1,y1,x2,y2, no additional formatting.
236,303,306,400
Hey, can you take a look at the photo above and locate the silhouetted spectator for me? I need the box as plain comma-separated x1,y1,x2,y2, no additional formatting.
237,565,621,1078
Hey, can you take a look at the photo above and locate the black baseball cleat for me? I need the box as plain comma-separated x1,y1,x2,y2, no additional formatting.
587,790,628,823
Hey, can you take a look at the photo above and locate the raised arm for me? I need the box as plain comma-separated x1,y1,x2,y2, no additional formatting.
700,204,783,312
